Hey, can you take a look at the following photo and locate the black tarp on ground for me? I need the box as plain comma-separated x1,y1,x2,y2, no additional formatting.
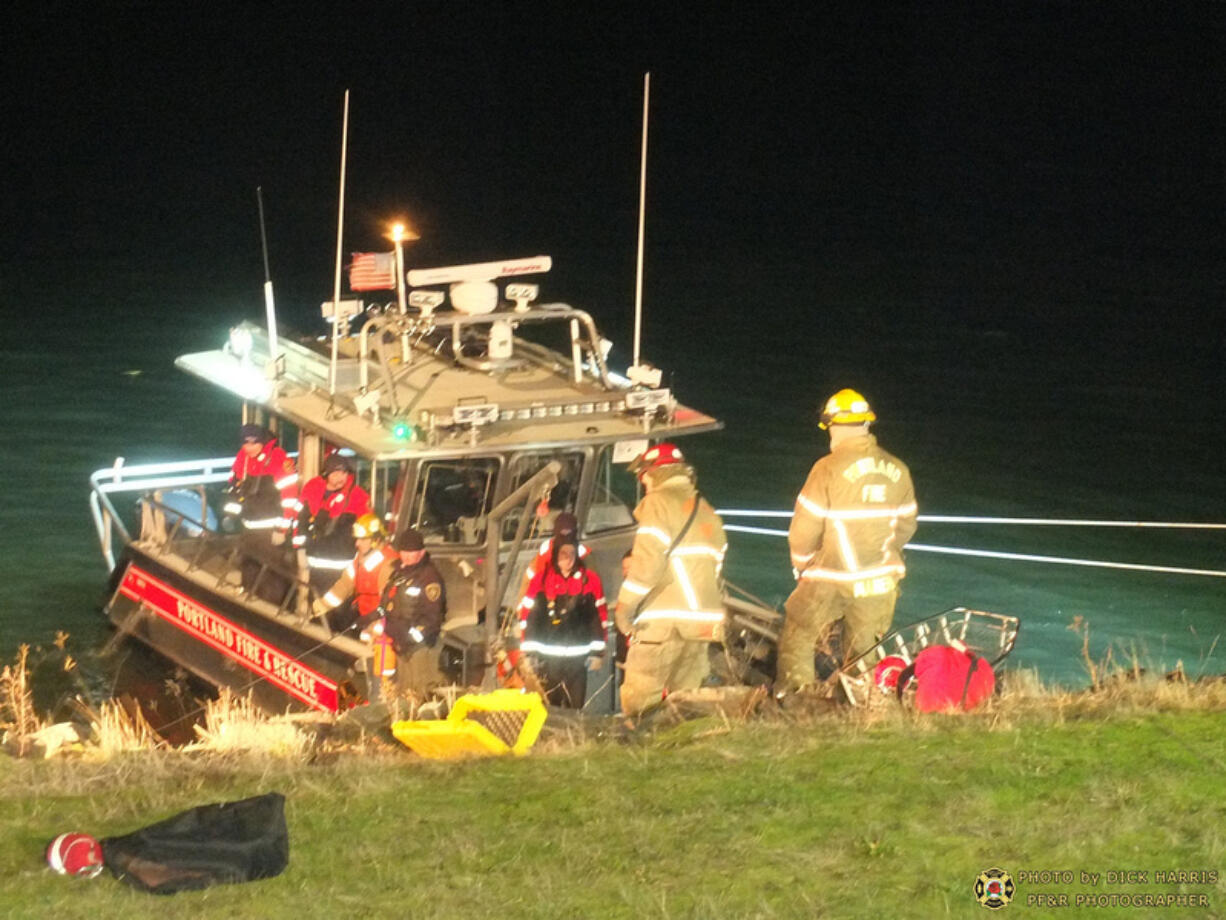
101,792,288,894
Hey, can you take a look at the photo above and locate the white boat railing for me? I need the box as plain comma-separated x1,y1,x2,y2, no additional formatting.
716,509,1226,580
89,456,235,571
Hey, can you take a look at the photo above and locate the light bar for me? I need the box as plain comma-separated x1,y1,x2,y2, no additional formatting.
408,290,445,314
321,299,364,320
506,283,539,312
625,388,671,412
453,403,501,426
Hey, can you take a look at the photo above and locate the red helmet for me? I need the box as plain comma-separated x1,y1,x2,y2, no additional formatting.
46,832,105,878
873,655,908,692
628,442,684,475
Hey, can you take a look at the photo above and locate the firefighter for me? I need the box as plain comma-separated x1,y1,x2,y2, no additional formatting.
380,527,447,696
614,443,728,716
518,529,608,708
223,424,298,598
312,513,396,627
311,513,398,680
293,452,371,594
777,388,918,695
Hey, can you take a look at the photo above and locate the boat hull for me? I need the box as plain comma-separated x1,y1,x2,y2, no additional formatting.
104,548,370,713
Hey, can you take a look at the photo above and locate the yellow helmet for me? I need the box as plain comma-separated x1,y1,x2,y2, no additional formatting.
819,388,876,429
352,513,385,541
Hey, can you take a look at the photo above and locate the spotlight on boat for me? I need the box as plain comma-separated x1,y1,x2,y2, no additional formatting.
227,326,254,361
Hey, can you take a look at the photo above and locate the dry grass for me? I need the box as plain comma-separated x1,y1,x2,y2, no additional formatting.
4,625,1226,768
186,688,310,757
0,645,39,756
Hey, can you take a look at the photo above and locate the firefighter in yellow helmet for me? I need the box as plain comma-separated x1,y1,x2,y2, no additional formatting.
777,389,918,695
311,513,400,680
614,443,728,715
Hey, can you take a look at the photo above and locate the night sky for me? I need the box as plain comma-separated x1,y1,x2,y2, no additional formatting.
3,3,1223,369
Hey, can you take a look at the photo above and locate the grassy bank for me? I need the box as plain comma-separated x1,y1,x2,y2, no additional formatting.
4,678,1226,919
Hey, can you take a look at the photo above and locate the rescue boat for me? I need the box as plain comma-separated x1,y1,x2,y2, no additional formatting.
89,252,734,714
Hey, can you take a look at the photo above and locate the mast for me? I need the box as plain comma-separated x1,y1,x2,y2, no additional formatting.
632,72,650,371
256,186,279,374
626,74,662,390
330,90,351,396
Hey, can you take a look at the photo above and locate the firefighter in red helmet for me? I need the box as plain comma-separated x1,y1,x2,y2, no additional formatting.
614,443,728,715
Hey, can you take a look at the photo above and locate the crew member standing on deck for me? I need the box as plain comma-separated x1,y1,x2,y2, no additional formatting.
224,424,298,597
311,513,399,679
777,389,918,695
293,452,371,594
518,528,608,708
513,512,591,631
380,527,447,696
614,443,728,716
312,514,396,630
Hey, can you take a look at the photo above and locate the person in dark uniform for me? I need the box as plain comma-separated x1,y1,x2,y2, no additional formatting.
380,527,447,696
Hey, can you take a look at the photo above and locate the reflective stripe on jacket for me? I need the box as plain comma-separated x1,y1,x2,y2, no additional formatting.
518,564,608,656
294,474,371,566
321,545,397,617
614,464,727,638
788,433,917,597
229,440,298,530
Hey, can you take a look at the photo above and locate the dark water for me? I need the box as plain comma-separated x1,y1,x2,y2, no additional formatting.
2,4,1223,692
1,253,1222,693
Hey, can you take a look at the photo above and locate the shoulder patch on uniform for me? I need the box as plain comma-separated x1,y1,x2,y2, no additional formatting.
426,583,442,601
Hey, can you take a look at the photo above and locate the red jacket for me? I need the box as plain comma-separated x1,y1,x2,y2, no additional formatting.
226,440,298,530
516,539,591,618
519,563,608,658
293,474,371,566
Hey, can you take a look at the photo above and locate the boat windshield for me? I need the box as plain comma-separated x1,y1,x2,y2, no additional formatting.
586,444,637,534
500,450,585,540
407,457,500,545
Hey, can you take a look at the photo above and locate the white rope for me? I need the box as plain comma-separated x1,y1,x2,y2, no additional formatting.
717,508,1226,529
918,515,1226,529
906,543,1226,579
724,524,788,537
721,525,1226,579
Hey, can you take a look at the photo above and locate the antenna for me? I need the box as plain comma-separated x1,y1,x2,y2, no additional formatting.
329,90,351,396
256,186,279,371
632,72,650,370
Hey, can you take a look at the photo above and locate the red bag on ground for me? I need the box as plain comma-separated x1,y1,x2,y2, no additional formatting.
904,644,996,712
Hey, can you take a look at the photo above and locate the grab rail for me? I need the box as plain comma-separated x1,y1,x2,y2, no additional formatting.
88,456,236,571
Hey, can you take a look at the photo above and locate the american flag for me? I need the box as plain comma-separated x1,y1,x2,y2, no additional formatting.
348,252,398,291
